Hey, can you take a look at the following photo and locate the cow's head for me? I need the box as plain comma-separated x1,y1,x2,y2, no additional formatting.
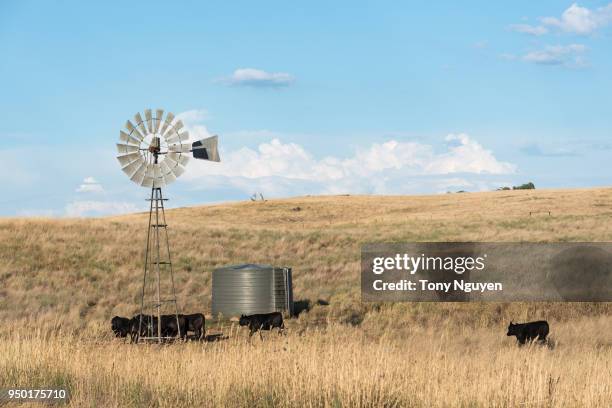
238,315,248,326
507,321,518,336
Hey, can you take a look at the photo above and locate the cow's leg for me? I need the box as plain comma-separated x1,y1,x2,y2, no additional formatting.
538,329,547,343
259,330,264,341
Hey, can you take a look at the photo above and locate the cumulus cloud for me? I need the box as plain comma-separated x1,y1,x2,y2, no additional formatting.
509,23,548,36
176,109,209,123
64,200,141,217
222,68,294,87
522,44,587,67
76,177,104,193
176,109,212,140
183,134,516,197
542,3,612,35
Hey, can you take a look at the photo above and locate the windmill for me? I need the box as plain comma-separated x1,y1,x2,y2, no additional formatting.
116,108,220,342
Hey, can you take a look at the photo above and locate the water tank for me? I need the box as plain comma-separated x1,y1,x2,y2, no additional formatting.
212,264,294,317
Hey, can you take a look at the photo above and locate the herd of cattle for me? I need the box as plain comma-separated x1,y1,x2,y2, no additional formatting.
112,312,547,345
111,311,285,342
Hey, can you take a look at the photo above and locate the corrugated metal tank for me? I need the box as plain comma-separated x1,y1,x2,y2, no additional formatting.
212,264,294,317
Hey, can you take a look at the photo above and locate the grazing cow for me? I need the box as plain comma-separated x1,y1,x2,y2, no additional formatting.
239,312,284,340
111,316,131,338
507,320,549,345
182,313,205,340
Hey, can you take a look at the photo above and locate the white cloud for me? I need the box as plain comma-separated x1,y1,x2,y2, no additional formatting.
222,68,294,87
542,3,612,35
183,134,516,197
425,134,516,174
64,200,141,217
522,44,587,67
509,23,548,36
176,109,209,123
76,176,104,193
176,109,212,141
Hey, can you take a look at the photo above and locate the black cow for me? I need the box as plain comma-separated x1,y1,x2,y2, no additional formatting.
239,312,285,340
111,316,131,338
182,313,205,340
160,314,185,338
507,320,549,345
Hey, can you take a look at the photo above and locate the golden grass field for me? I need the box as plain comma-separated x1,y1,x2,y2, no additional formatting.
1,187,611,407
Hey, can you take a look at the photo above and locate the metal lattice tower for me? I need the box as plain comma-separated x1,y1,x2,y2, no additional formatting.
137,184,181,343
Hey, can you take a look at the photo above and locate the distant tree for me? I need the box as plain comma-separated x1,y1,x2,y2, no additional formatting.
497,186,511,191
513,182,535,190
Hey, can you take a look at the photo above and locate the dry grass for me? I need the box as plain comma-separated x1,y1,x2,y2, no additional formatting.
1,317,610,407
1,188,611,406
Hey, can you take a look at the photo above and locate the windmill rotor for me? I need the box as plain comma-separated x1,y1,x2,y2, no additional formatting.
116,108,220,188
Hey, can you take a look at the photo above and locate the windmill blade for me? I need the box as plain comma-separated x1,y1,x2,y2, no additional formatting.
122,158,144,177
145,109,153,134
153,163,162,178
160,112,175,136
134,112,148,137
130,160,147,176
166,131,189,144
172,165,185,178
191,135,220,162
178,154,189,166
159,160,171,175
116,143,140,154
141,177,154,188
173,120,184,132
163,172,177,185
125,120,144,141
144,163,155,179
165,153,178,168
164,129,178,143
155,109,164,133
130,166,146,185
117,152,141,167
120,130,141,146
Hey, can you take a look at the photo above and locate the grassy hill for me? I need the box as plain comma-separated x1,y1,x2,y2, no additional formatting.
1,187,611,330
1,188,611,407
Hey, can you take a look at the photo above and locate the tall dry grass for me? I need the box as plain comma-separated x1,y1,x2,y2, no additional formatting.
1,316,610,407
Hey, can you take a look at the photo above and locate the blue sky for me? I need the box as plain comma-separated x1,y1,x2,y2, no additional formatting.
1,1,611,216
